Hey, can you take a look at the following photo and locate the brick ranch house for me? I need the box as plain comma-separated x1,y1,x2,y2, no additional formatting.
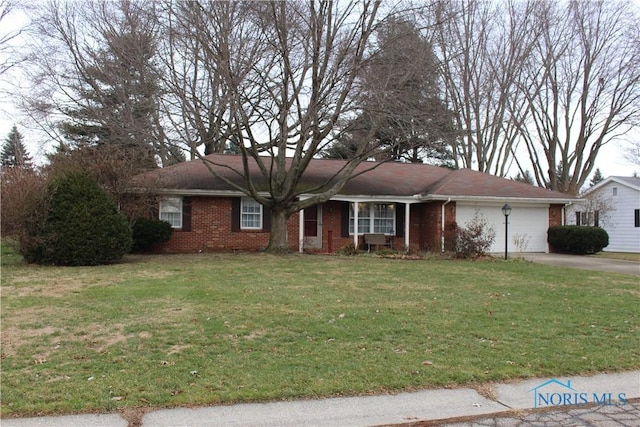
132,154,576,254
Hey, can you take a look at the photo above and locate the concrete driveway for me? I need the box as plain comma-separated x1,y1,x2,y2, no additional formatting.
524,253,640,276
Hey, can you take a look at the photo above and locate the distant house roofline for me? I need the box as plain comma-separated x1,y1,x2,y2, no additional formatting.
586,176,640,194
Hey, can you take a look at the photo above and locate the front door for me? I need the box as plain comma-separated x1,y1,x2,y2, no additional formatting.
303,205,322,249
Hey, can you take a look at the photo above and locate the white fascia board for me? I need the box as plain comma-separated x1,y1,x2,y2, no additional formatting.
321,194,423,204
420,194,581,205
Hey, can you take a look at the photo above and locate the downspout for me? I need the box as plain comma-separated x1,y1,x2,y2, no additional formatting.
441,198,452,253
299,208,305,253
562,202,572,226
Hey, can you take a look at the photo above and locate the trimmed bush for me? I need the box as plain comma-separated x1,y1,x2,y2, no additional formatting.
455,211,496,258
131,218,173,252
23,172,132,265
547,225,609,254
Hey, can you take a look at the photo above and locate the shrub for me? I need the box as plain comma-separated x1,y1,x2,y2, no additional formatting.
131,218,173,252
547,226,609,254
0,168,49,254
338,242,360,256
23,172,132,265
455,211,496,258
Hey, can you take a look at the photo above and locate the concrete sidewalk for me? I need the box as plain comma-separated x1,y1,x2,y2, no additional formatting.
523,253,640,276
2,371,638,427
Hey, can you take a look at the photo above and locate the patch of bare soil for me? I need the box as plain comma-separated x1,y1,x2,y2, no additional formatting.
119,407,151,427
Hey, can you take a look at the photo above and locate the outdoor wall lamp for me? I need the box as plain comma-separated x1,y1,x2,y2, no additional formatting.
501,203,512,260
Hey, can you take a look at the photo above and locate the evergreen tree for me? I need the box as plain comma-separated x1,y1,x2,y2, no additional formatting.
23,172,132,266
354,18,455,165
1,125,32,169
589,168,604,187
512,170,534,185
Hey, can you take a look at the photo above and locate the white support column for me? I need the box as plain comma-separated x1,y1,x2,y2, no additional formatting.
404,202,410,250
298,208,304,253
353,201,359,248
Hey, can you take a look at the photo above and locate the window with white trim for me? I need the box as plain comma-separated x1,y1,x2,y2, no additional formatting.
159,197,183,228
241,198,262,229
349,203,395,235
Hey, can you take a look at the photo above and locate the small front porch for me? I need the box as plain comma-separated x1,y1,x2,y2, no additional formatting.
297,198,455,254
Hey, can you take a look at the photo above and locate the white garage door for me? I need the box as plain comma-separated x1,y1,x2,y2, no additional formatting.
456,203,550,253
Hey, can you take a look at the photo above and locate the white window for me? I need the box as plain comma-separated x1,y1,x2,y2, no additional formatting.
349,203,395,235
374,204,395,234
241,198,262,229
159,197,182,228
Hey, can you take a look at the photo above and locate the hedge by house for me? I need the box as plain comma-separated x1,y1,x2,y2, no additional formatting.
23,172,132,265
547,225,609,254
131,218,173,252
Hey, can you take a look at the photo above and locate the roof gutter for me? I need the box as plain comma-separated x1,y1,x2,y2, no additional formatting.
421,194,581,205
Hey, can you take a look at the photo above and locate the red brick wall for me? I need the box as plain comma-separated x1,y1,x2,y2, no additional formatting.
549,204,563,227
547,204,565,253
158,197,453,253
159,197,299,253
415,201,456,252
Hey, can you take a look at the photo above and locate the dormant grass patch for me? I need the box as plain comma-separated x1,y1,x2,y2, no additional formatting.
1,247,638,417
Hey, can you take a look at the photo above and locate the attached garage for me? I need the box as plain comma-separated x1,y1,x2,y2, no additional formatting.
456,202,550,253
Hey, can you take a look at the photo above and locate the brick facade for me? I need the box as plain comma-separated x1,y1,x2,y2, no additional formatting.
158,197,560,254
159,196,300,253
156,198,452,254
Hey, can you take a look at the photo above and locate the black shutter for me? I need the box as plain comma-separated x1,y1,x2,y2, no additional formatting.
231,198,240,232
635,209,640,228
263,206,272,231
395,203,405,237
576,211,581,226
594,210,600,227
341,202,350,237
182,197,192,232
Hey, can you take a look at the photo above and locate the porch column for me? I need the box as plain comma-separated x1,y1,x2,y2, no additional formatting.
353,201,359,248
298,208,304,253
404,202,410,250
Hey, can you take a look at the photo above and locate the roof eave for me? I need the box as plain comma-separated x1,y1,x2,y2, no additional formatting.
420,194,581,204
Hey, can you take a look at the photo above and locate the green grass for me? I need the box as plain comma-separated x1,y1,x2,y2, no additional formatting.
591,252,640,262
1,251,638,417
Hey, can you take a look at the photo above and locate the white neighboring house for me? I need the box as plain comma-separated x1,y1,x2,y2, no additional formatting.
566,176,640,253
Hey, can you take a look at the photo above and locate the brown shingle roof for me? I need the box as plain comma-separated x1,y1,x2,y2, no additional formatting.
134,154,574,201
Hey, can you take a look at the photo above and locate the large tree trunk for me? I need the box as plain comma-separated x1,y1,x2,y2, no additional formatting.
266,208,291,253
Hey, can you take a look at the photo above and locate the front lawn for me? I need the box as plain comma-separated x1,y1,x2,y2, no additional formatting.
1,250,638,417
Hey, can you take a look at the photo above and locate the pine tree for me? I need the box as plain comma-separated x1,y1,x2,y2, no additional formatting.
589,168,604,187
1,125,32,169
512,170,535,185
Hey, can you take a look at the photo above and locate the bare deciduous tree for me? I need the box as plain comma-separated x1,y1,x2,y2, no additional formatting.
428,0,539,175
0,0,25,76
515,0,640,194
162,1,407,251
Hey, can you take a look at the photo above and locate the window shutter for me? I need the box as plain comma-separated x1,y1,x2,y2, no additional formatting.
395,203,405,237
594,210,600,227
576,211,581,226
231,198,240,232
341,202,350,237
182,197,192,231
263,206,272,231
635,209,640,228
